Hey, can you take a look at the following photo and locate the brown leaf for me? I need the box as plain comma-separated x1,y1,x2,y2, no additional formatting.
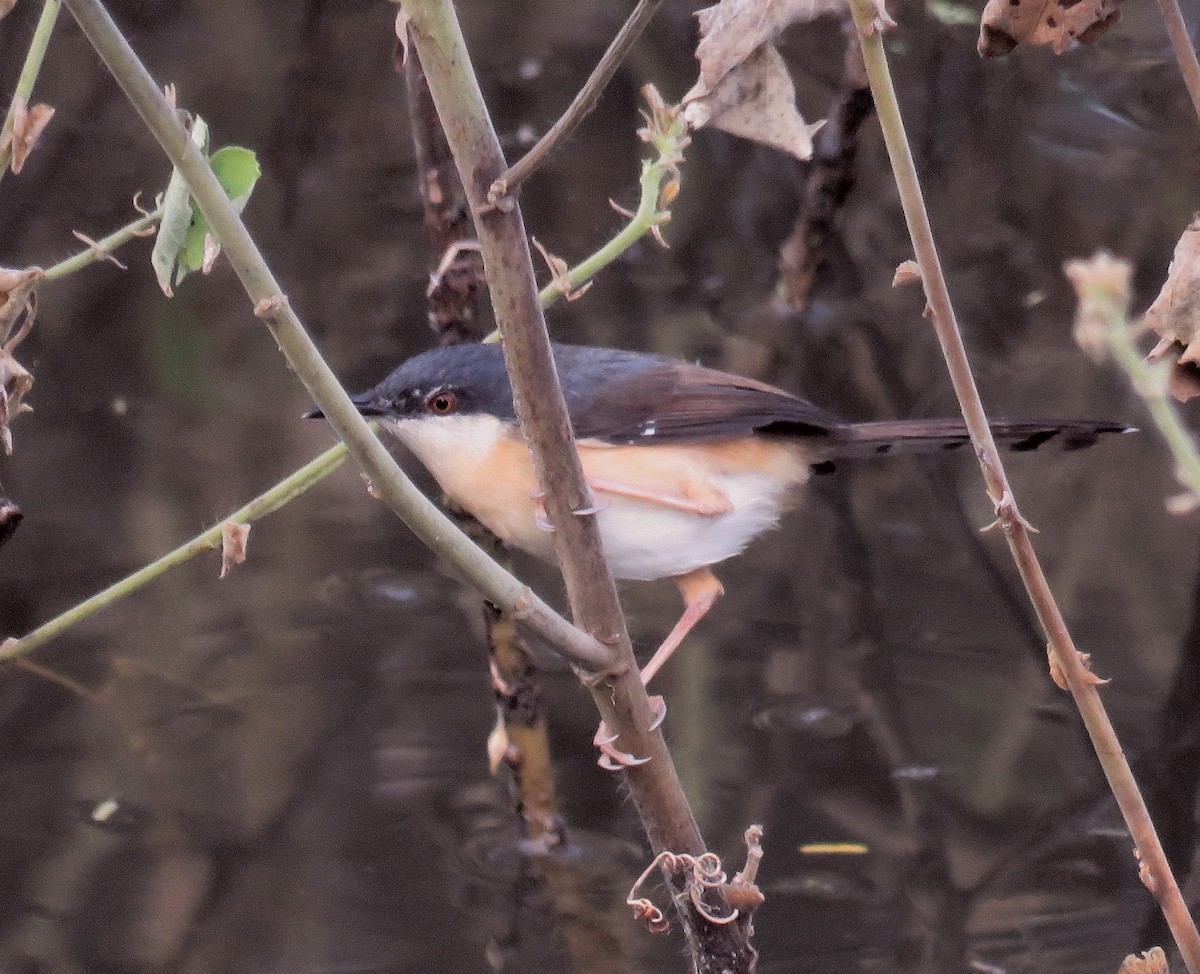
693,0,850,89
978,0,1121,57
0,0,18,20
3,99,55,174
684,45,822,161
1119,947,1169,974
219,521,250,578
0,266,43,342
1145,218,1200,364
892,259,922,287
683,0,845,161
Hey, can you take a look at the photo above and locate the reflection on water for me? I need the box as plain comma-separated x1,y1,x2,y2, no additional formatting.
2,0,1199,971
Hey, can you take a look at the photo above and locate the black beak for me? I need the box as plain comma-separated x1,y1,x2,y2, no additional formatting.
303,391,388,420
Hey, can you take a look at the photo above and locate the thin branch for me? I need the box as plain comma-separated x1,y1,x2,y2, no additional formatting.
487,0,665,205
41,204,163,282
57,0,612,675
403,1,753,969
849,1,1200,969
1,440,350,662
1155,0,1200,126
0,0,62,184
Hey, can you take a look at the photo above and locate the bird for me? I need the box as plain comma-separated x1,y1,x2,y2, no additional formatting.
313,341,1128,710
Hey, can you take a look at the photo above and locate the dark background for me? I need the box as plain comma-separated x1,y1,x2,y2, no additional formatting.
2,0,1200,971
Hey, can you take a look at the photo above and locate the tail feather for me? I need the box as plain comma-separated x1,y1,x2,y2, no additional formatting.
823,419,1133,459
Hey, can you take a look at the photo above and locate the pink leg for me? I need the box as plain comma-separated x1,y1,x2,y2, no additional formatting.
639,568,725,684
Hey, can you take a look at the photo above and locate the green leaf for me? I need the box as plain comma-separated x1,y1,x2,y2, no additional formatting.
151,116,208,297
179,146,261,277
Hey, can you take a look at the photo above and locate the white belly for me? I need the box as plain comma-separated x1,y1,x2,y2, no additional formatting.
594,471,790,580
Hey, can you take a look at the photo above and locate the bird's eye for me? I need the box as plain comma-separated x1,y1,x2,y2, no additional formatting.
426,390,458,415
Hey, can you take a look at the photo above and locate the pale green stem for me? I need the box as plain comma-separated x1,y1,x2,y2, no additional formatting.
1,440,350,662
58,0,611,673
483,158,671,343
0,0,62,184
851,0,1200,968
40,206,163,282
1107,325,1200,504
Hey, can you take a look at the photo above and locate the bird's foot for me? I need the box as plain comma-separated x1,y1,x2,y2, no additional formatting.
593,695,666,771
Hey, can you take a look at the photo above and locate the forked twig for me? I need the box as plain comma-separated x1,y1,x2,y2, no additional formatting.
488,0,665,205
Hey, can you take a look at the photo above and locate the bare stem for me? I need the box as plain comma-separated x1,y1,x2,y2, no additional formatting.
0,0,62,183
487,0,665,204
403,1,752,967
850,2,1200,969
2,440,349,661
58,0,612,675
41,204,163,282
1155,0,1200,126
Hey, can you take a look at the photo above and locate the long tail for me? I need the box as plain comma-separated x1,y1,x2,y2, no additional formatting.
823,418,1133,459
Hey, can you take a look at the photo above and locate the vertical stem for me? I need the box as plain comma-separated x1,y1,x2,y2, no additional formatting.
1155,0,1200,125
850,2,1200,968
0,0,62,182
402,2,754,968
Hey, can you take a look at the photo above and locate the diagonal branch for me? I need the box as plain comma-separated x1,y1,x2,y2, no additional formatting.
58,0,611,676
487,0,665,204
402,1,754,969
849,0,1200,968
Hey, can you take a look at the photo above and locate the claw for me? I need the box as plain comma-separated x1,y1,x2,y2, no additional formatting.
573,499,609,516
534,510,556,533
647,695,667,732
594,720,652,770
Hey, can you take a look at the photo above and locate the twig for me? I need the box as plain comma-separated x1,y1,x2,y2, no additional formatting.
40,203,163,283
0,0,62,184
849,1,1200,969
482,90,686,343
487,0,665,205
1155,0,1200,126
402,2,753,969
1,440,350,662
54,0,614,675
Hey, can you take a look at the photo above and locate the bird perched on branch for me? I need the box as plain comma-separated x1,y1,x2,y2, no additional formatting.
313,341,1129,760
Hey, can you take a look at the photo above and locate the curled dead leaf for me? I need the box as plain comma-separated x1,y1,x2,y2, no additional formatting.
892,259,922,287
684,45,822,161
486,713,510,774
683,0,842,162
1063,251,1131,364
978,0,1120,56
1047,645,1110,691
0,266,43,343
1144,219,1200,400
1119,946,1169,974
1,99,55,174
219,521,250,578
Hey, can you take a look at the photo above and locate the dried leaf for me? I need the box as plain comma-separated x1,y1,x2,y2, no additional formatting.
683,0,842,161
1120,947,1169,974
892,259,922,287
978,0,1121,57
395,7,411,64
1047,645,1110,690
0,266,43,343
486,714,509,774
0,0,18,20
684,45,822,161
693,0,849,90
1064,251,1131,364
1145,219,1200,362
2,99,55,174
219,521,250,578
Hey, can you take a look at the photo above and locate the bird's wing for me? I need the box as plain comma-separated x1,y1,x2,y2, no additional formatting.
565,357,841,445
